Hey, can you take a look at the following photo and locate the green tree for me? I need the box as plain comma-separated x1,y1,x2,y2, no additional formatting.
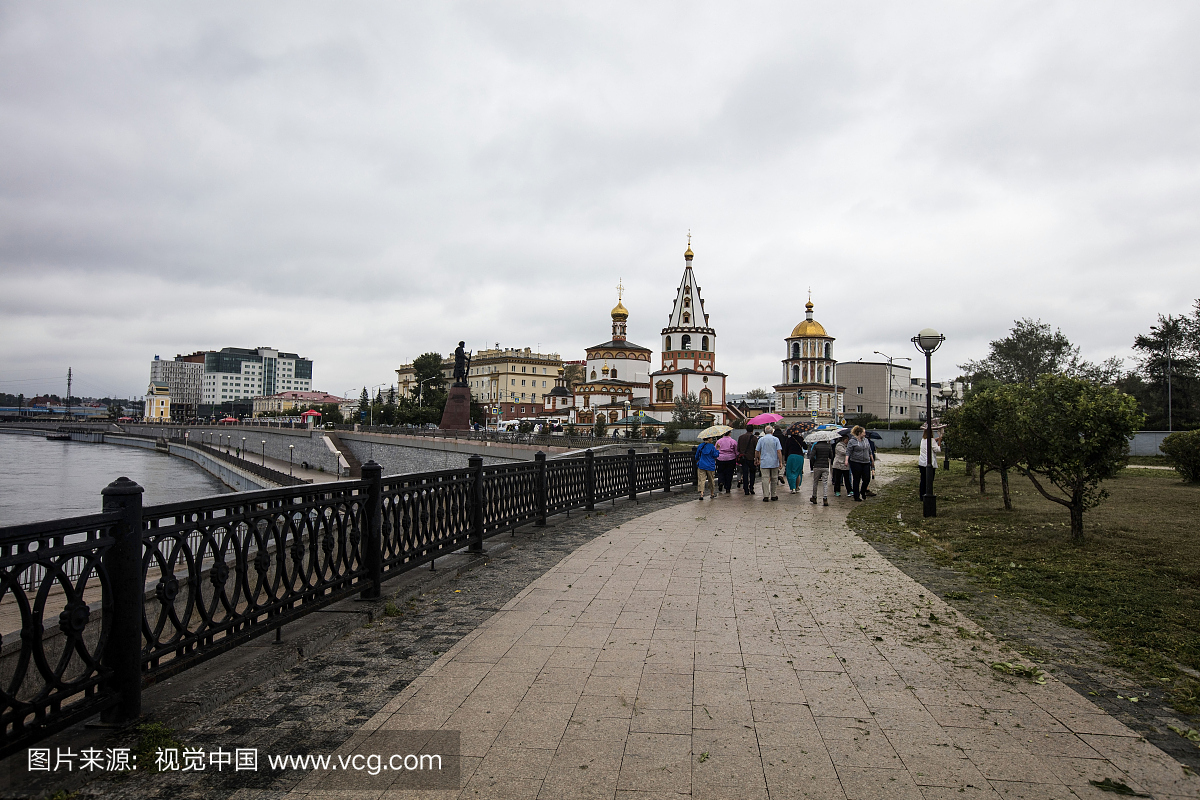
745,387,769,399
1128,309,1198,430
413,352,447,407
562,364,585,390
1014,375,1144,541
1160,429,1200,482
593,416,607,437
960,318,1122,387
358,387,370,422
945,385,1025,510
671,392,706,428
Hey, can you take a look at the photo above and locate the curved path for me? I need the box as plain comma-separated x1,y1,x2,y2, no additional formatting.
290,457,1198,799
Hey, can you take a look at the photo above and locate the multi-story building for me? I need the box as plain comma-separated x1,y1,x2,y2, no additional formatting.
836,361,919,423
149,352,206,419
252,391,346,417
772,297,845,425
200,347,313,406
145,381,171,422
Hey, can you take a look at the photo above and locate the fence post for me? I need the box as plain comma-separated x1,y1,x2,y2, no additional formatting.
469,455,485,552
662,447,672,492
535,451,548,527
585,449,595,511
99,477,144,725
360,460,383,599
628,448,637,502
691,445,699,490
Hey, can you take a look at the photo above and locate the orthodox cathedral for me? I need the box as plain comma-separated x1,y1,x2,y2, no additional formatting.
565,239,728,427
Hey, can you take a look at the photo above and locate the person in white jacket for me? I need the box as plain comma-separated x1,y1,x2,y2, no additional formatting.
918,431,941,498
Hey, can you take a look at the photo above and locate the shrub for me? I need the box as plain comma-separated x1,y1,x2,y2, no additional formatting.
660,424,680,444
899,432,912,449
1161,429,1200,482
517,420,534,434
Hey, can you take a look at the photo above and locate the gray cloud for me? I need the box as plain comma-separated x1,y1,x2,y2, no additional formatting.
1,1,1198,399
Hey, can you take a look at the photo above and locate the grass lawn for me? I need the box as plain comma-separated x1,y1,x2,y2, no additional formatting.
850,461,1200,714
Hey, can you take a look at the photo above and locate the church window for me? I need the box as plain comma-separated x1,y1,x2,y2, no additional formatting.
791,365,800,383
610,369,617,379
824,342,832,359
701,336,709,351
699,388,712,406
590,370,596,379
681,334,691,350
655,381,673,403
825,365,831,383
792,342,800,359
682,312,690,324
665,336,671,351
609,411,619,423
683,297,691,307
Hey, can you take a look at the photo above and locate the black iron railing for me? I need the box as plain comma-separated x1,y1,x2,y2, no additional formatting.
0,447,696,756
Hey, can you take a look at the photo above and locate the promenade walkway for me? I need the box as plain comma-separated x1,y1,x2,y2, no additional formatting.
290,459,1198,800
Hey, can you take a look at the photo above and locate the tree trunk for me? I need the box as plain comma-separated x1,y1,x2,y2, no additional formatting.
964,460,977,480
978,465,988,494
1069,498,1084,543
1000,467,1012,511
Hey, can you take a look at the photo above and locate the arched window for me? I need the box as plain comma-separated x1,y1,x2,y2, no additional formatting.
824,342,832,359
699,388,712,406
825,365,832,383
701,336,709,351
791,365,800,383
656,381,673,403
792,342,800,359
609,411,619,423
610,368,617,380
590,370,596,380
681,334,691,350
683,296,691,307
665,336,671,351
682,312,690,324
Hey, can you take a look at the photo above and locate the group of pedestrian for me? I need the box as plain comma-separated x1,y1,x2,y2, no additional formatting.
693,423,878,503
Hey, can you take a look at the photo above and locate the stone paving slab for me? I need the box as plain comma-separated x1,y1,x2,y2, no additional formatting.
286,467,1200,800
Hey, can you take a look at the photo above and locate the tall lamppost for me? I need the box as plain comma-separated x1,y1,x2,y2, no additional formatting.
261,440,266,466
873,350,912,430
241,437,246,460
289,444,295,476
939,385,955,470
624,400,631,439
912,328,945,518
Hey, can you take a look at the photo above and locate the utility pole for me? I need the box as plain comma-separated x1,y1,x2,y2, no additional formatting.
66,368,73,419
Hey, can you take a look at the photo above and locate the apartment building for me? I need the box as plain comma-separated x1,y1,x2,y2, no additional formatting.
836,360,920,423
201,347,313,406
396,346,564,421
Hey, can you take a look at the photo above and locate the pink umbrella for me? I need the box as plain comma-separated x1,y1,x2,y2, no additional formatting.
299,410,322,417
746,413,783,426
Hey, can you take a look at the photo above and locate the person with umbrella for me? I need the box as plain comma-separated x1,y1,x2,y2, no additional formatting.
808,433,835,506
715,429,738,494
781,425,808,494
694,434,720,500
754,425,784,502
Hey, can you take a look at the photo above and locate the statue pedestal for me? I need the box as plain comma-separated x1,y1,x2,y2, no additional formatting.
440,385,472,430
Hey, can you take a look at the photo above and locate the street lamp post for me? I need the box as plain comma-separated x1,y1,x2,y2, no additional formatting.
911,328,945,518
873,351,912,430
241,437,246,460
261,440,266,466
624,400,631,439
939,386,955,470
289,444,294,476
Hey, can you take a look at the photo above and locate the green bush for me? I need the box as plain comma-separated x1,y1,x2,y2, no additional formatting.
659,424,679,444
865,419,925,430
1161,429,1200,482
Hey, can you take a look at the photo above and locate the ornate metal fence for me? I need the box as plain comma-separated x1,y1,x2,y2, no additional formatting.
0,447,695,756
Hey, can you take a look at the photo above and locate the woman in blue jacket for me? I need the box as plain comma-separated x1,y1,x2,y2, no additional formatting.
695,437,719,499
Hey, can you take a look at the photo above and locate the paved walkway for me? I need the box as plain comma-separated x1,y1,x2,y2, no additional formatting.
287,463,1198,800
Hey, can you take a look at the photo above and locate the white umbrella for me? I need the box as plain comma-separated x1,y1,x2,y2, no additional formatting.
804,430,840,443
697,424,732,440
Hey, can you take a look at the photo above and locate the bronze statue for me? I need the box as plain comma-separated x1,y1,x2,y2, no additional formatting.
453,341,472,386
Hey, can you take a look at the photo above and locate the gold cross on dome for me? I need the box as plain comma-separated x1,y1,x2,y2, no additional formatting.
616,278,624,301
687,230,691,246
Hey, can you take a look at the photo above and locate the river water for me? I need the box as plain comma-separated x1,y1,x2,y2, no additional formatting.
0,433,231,527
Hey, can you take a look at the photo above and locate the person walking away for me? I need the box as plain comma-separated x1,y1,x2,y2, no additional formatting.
808,436,834,505
847,426,875,501
715,431,738,494
832,433,851,497
918,430,942,497
782,430,807,493
755,425,784,502
737,426,758,495
695,437,719,499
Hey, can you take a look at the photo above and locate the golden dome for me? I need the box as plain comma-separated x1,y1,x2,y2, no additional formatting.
611,299,629,320
790,319,827,337
790,299,826,337
684,244,693,259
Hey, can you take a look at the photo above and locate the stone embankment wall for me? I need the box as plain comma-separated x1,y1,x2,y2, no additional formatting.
105,435,273,491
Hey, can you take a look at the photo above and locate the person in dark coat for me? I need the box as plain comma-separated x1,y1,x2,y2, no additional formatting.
736,427,758,495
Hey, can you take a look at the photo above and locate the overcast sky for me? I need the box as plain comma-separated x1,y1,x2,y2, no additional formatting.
2,2,1198,401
